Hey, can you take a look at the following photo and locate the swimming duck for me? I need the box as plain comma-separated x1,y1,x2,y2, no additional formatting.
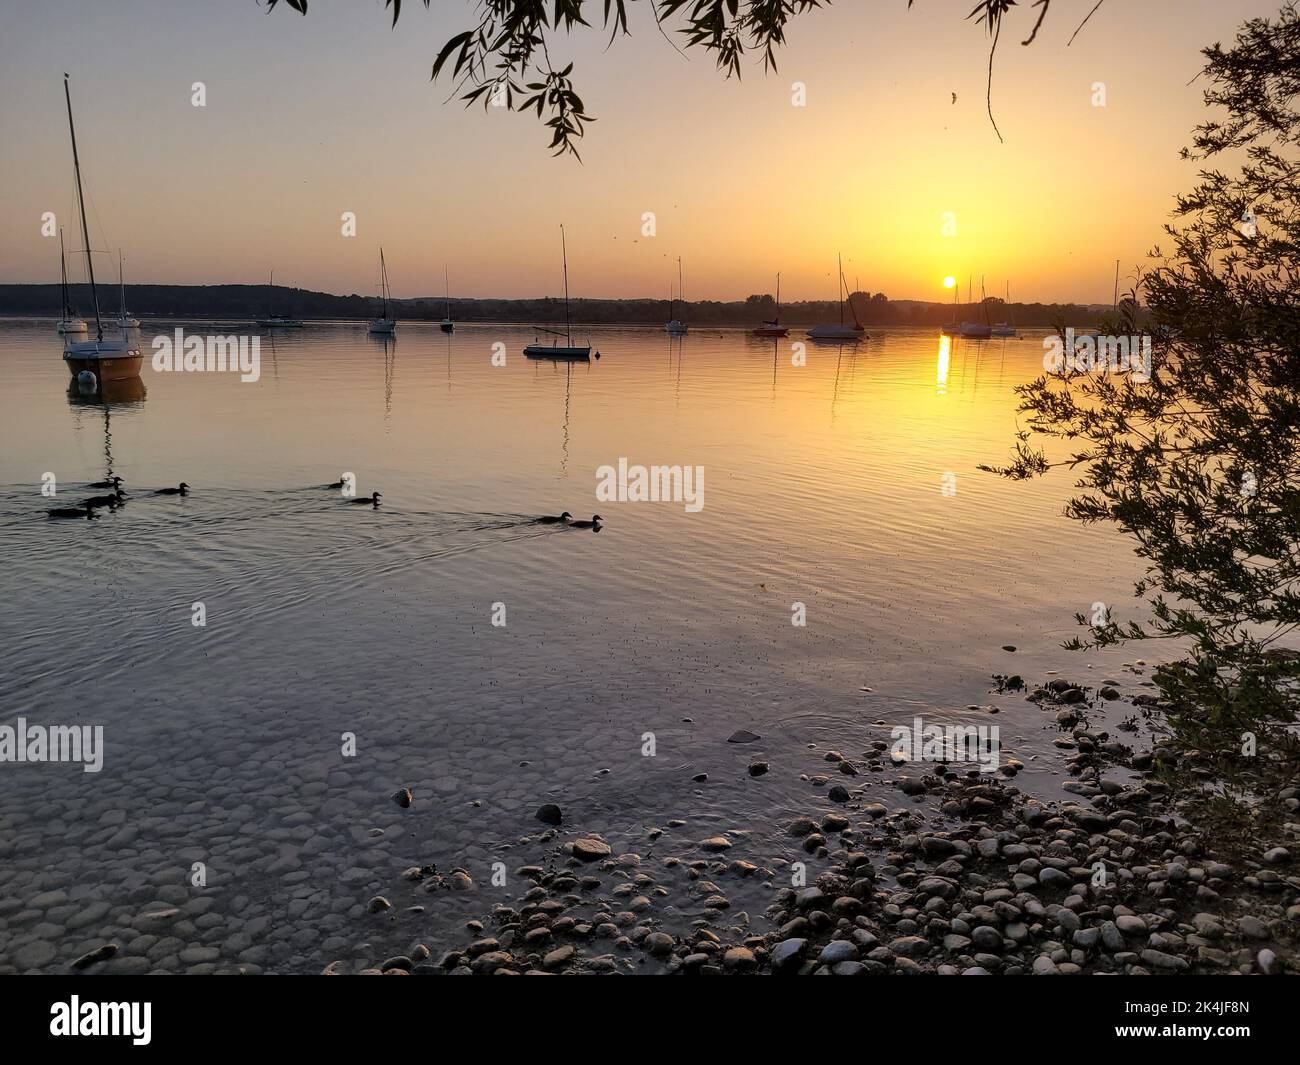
325,476,349,490
154,483,190,495
535,511,573,524
88,475,123,489
48,503,95,519
84,489,126,508
351,491,382,506
570,514,603,529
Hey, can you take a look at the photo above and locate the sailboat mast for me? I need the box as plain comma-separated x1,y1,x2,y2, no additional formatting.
678,257,684,311
560,225,572,345
1113,258,1120,311
445,266,450,319
59,228,70,318
776,272,781,323
838,253,844,324
118,250,125,317
379,247,389,319
64,74,102,341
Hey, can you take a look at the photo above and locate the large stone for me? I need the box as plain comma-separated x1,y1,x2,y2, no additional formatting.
770,938,806,974
572,838,612,862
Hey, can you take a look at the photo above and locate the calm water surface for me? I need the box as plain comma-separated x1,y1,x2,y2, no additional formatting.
0,318,1154,972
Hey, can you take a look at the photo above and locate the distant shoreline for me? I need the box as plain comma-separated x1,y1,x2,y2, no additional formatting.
0,283,1126,330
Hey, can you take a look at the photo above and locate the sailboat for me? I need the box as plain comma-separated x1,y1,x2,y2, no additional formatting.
990,281,1017,337
60,74,142,383
440,267,454,333
256,270,304,328
665,257,688,334
524,225,592,359
807,255,866,340
56,227,87,334
955,274,992,338
116,251,139,329
367,248,397,335
753,273,789,337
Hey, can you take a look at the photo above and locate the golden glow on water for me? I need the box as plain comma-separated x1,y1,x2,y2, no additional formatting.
936,333,951,395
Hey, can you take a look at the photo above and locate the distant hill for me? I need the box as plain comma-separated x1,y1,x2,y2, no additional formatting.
0,283,1122,329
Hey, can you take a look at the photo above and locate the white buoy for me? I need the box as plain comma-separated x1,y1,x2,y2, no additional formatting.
77,369,98,392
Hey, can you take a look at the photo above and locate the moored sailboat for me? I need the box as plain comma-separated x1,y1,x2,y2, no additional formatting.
440,266,454,333
990,280,1017,337
367,248,397,335
256,270,304,328
753,272,789,337
524,225,592,359
807,254,866,340
60,74,142,384
665,257,688,335
116,250,139,329
55,227,87,334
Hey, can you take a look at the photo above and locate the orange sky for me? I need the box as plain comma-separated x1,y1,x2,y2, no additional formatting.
0,0,1270,303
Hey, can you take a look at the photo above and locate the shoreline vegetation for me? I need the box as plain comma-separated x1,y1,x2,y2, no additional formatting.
0,284,1123,329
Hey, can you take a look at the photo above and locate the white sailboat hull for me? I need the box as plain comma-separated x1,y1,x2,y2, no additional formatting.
57,318,88,334
367,319,396,335
665,320,689,335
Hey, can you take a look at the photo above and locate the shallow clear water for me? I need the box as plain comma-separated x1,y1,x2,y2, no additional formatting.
0,318,1153,972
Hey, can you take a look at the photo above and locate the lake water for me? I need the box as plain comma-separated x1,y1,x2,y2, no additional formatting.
0,318,1154,973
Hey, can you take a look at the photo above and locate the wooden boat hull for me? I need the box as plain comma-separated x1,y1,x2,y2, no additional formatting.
64,352,144,382
753,326,788,337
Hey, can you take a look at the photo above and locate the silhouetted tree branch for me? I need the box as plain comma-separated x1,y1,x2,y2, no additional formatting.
264,0,1105,156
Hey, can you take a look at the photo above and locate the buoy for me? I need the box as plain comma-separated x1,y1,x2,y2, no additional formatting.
77,370,98,392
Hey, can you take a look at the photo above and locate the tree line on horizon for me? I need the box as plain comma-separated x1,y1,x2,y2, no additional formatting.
3,283,1119,329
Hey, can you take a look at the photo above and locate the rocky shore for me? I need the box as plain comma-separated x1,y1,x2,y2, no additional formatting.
340,674,1298,976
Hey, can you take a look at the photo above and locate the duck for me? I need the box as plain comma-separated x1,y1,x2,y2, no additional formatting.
570,514,603,529
535,511,573,524
154,483,190,496
84,489,126,509
325,476,349,490
48,503,95,520
88,475,123,489
351,491,382,506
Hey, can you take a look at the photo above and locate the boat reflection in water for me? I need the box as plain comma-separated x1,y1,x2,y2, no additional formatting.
68,373,147,408
67,374,146,489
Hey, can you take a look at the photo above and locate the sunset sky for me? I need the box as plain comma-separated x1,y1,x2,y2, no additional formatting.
0,0,1268,304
